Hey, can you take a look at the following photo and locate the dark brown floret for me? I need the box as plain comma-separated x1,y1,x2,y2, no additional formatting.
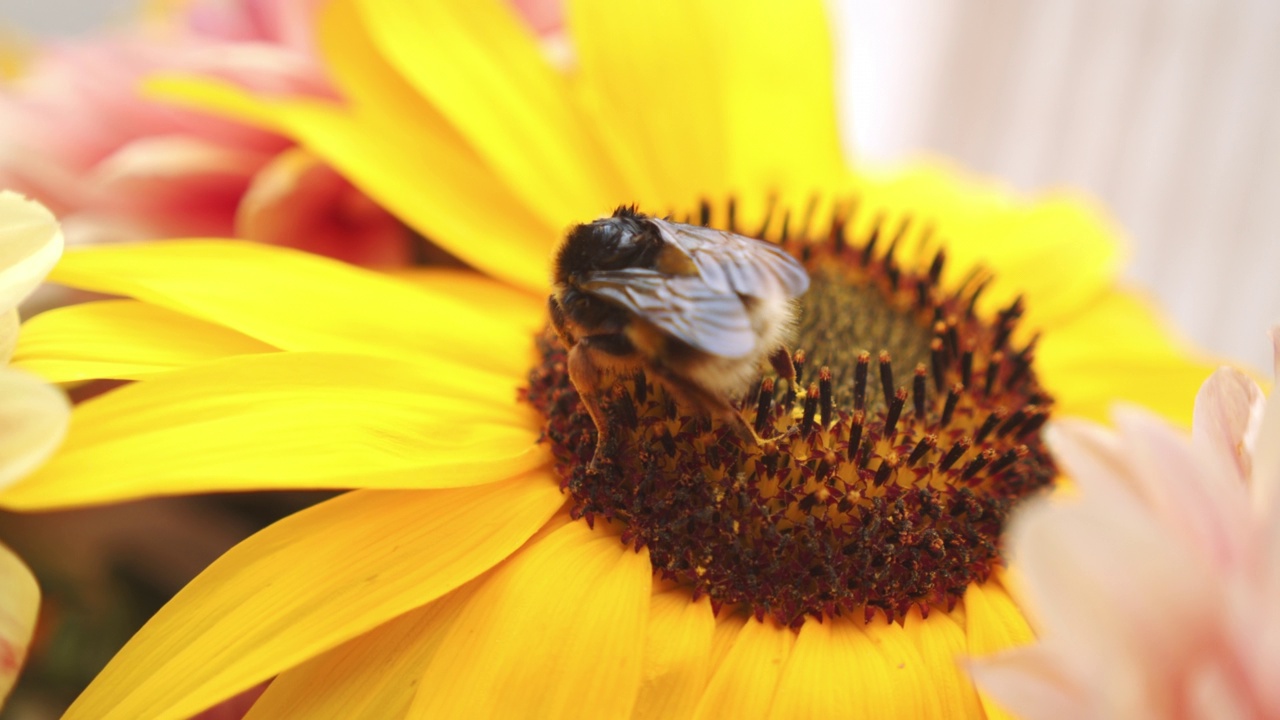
522,201,1057,628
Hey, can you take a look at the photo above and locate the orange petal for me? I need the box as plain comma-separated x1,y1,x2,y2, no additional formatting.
633,589,716,720
964,582,1036,720
244,578,483,720
902,606,985,718
770,617,942,719
410,521,651,717
65,474,566,720
693,617,794,720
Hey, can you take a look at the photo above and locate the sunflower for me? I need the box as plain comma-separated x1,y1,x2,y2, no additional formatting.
2,0,1217,717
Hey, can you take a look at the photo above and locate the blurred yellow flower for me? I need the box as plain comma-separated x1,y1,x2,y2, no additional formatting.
4,0,1219,717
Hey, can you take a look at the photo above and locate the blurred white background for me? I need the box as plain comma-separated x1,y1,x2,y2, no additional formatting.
4,0,1279,371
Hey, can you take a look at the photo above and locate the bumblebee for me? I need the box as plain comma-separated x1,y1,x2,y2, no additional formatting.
549,206,811,464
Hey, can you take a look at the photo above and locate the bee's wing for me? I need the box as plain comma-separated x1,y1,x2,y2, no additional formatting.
580,268,759,358
653,219,810,299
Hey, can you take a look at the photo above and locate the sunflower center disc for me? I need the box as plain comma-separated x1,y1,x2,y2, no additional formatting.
523,205,1057,628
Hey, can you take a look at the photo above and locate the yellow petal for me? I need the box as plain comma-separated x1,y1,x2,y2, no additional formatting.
769,618,940,719
708,610,749,674
0,191,62,314
14,300,276,383
713,0,846,194
0,352,546,509
411,521,651,718
0,368,69,491
391,267,547,336
65,474,566,720
848,165,1122,331
47,240,538,377
356,0,626,228
964,582,1036,720
567,0,730,209
244,578,483,720
633,589,716,720
0,541,39,706
147,0,557,294
1037,289,1216,427
693,617,794,720
902,606,984,718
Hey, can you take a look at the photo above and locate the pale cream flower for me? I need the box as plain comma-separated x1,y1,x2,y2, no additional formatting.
972,331,1280,718
0,191,69,706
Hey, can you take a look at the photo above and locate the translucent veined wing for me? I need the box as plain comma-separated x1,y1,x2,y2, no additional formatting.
651,218,810,299
579,268,759,358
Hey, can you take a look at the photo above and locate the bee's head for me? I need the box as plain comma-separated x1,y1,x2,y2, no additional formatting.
554,208,663,285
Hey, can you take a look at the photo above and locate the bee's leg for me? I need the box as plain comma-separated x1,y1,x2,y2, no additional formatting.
548,295,575,346
768,345,796,381
566,333,635,469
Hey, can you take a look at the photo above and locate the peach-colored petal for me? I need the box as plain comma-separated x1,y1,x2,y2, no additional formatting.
1251,331,1280,515
1193,367,1265,483
1043,419,1137,503
0,541,39,707
0,191,62,313
997,495,1216,718
1113,406,1250,566
0,367,70,492
968,646,1086,720
0,309,17,364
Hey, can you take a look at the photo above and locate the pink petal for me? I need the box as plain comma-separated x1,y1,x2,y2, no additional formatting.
235,148,412,267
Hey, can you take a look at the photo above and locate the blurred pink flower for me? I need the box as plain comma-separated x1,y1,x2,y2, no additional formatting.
972,332,1280,718
0,0,411,267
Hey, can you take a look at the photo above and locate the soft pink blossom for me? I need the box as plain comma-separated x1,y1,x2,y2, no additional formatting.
972,331,1280,718
0,0,410,266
